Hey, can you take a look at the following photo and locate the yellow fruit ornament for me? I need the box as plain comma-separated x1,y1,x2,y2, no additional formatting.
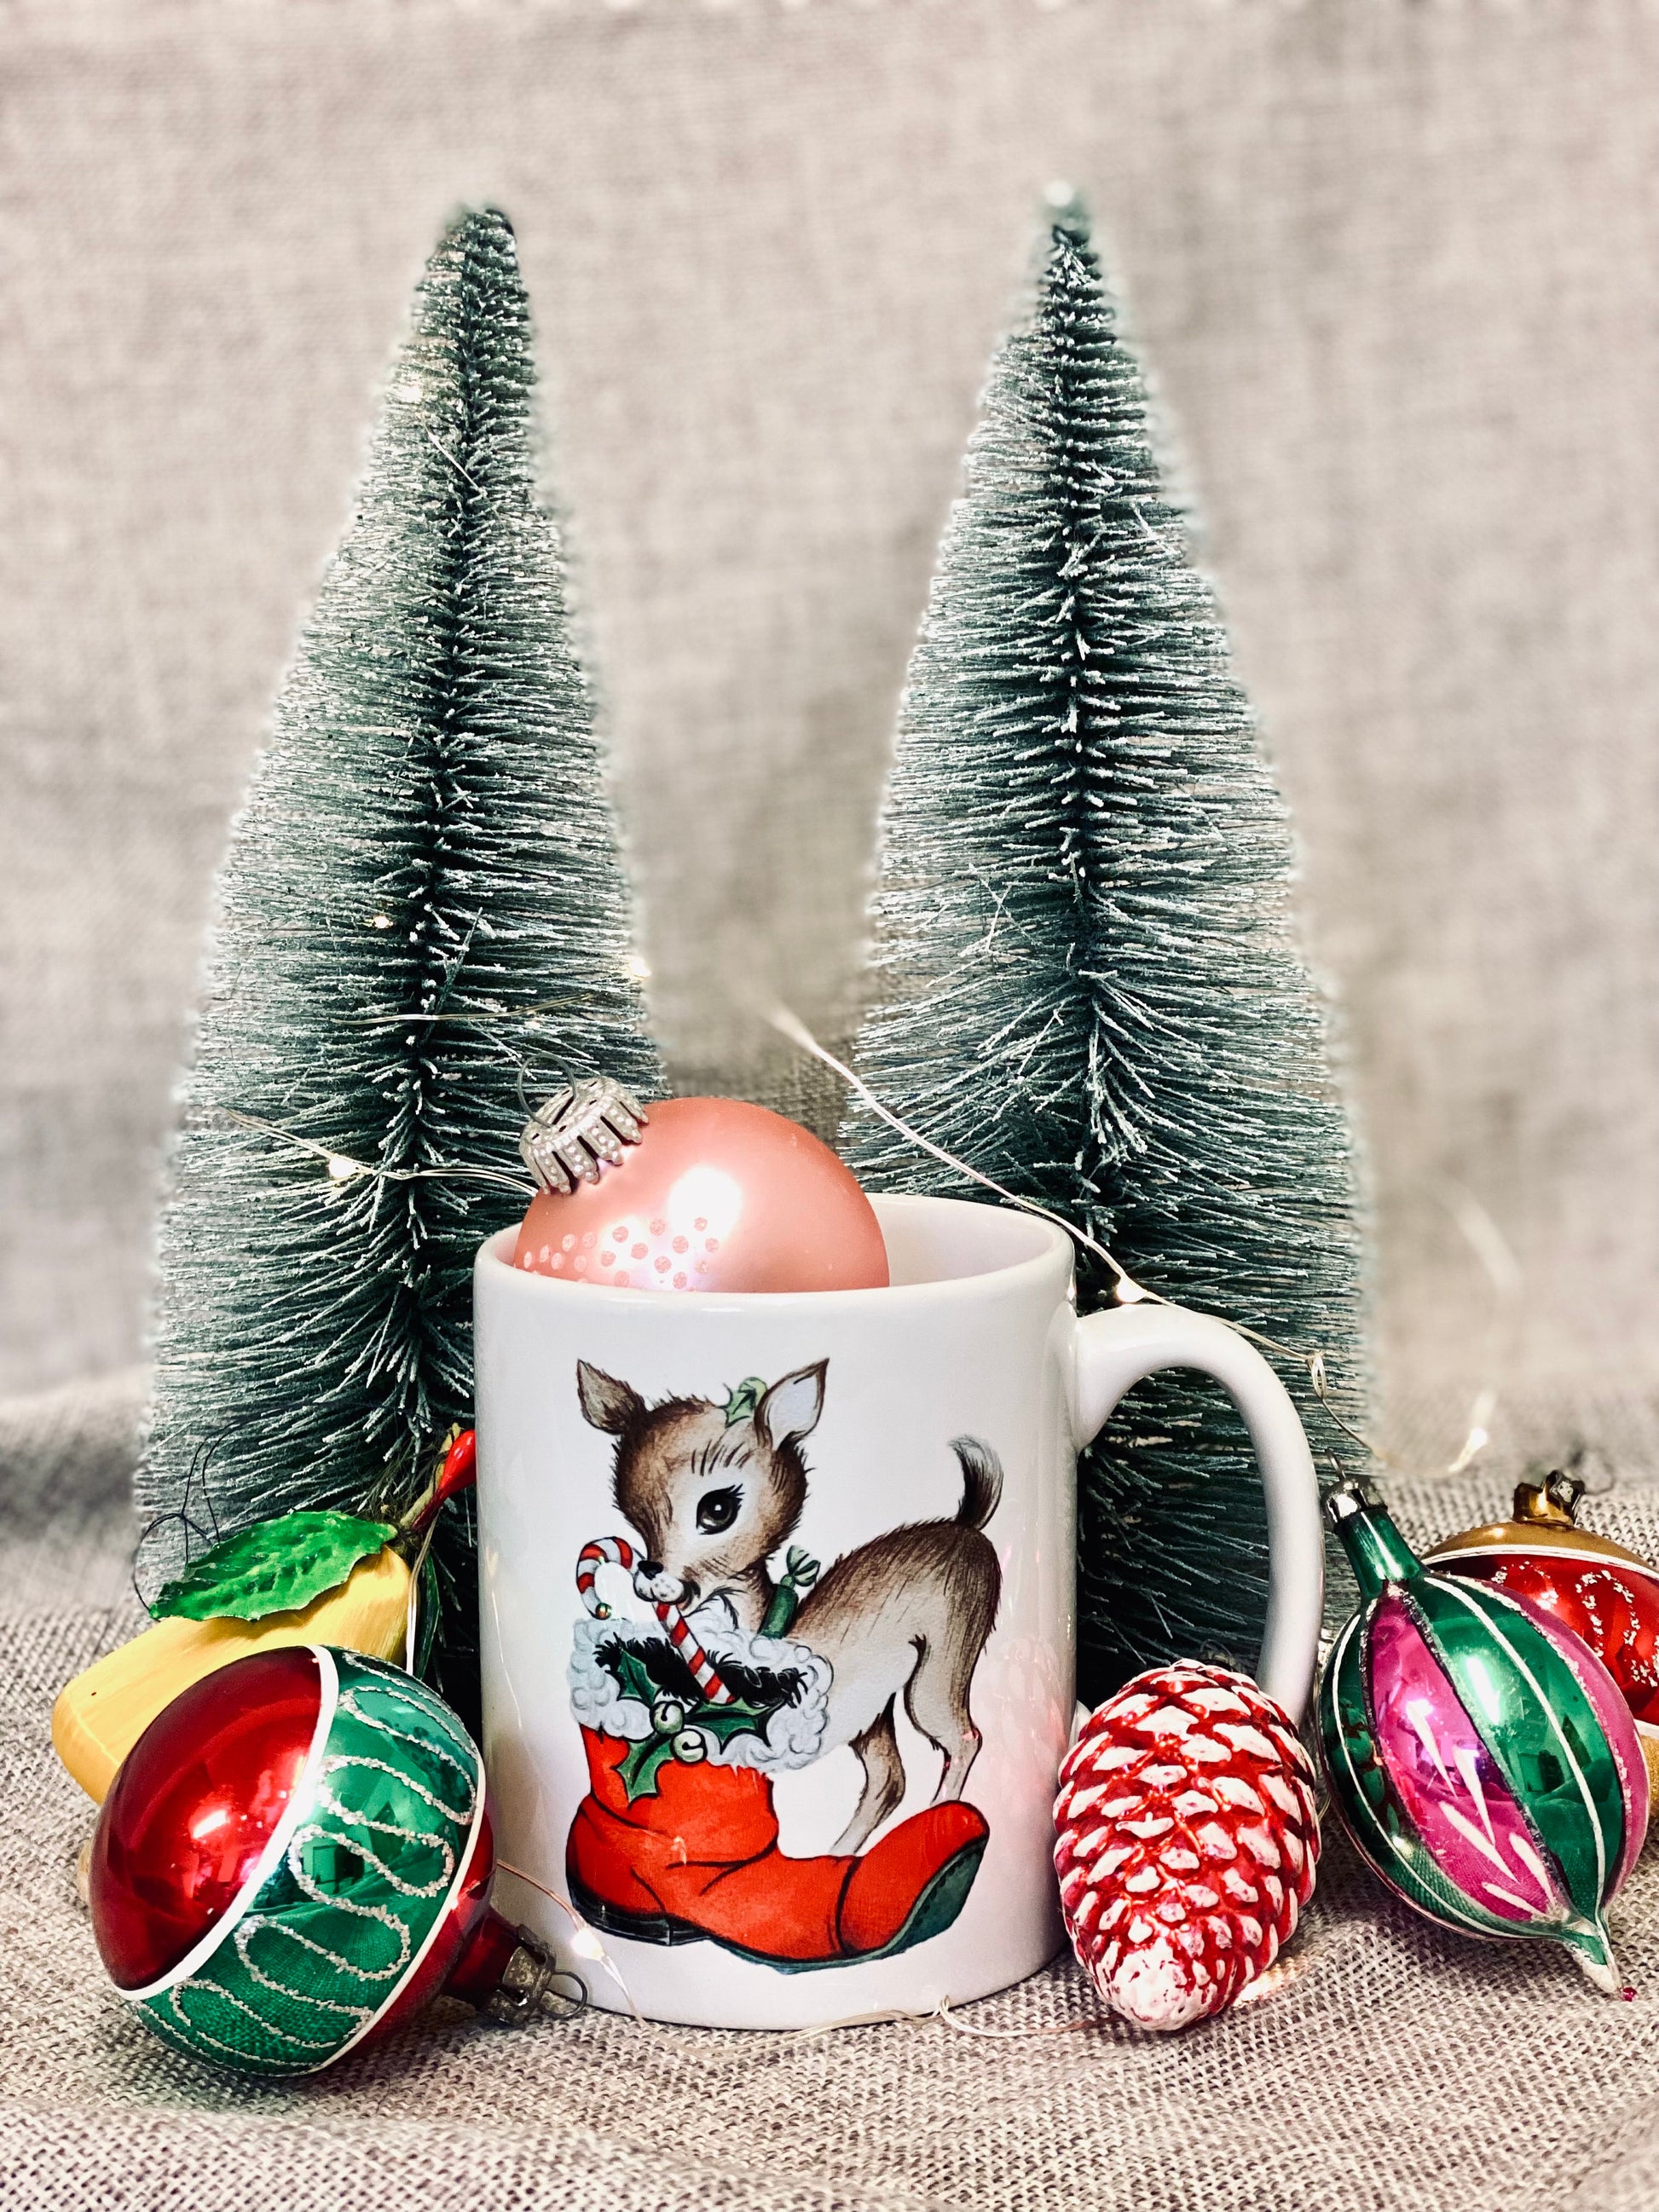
53,1429,476,1803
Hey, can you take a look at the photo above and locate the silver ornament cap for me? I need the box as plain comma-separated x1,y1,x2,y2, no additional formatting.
519,1077,649,1195
481,1925,589,2025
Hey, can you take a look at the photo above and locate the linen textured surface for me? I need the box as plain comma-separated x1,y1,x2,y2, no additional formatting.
8,1377,1659,2212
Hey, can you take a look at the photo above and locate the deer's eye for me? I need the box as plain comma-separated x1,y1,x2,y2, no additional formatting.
697,1487,741,1533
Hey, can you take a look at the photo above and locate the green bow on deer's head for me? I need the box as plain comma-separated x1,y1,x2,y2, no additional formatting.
722,1377,767,1427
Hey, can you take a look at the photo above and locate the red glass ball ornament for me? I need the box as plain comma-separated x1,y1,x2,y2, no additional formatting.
513,1094,888,1294
1428,1473,1659,1799
90,1646,322,1990
88,1647,577,2076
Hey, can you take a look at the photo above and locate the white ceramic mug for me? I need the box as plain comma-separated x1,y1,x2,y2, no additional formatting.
473,1192,1321,2030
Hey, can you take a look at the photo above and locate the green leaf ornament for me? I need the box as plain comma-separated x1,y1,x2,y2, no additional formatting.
152,1510,396,1624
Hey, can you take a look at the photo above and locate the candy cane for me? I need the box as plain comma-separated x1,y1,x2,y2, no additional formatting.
576,1535,733,1705
575,1534,638,1617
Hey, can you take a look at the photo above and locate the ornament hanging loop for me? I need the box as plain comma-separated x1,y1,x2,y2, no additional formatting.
1517,1468,1588,1525
482,1926,589,2024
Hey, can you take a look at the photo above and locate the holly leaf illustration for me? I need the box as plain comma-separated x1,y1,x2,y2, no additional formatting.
151,1510,396,1623
615,1698,777,1803
722,1377,767,1427
760,1550,821,1637
696,1699,774,1750
598,1637,662,1710
617,1733,680,1803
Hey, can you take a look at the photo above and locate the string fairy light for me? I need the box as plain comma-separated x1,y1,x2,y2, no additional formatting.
216,1106,536,1201
209,1012,1517,1489
493,1857,1116,2047
764,1005,1520,1487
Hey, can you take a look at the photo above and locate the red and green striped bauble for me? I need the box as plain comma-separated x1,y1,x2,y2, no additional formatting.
89,1646,503,2075
1319,1484,1647,1994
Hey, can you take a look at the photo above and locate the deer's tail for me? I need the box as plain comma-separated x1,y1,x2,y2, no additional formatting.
950,1436,1003,1531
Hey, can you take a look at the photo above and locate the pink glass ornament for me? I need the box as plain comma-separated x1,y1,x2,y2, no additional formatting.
512,1095,888,1295
1365,1594,1616,1931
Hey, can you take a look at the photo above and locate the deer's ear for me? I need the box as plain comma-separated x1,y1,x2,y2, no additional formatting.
577,1362,644,1435
754,1360,826,1449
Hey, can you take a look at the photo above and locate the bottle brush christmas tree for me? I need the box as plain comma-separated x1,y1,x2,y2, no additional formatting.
139,208,662,1726
844,197,1366,1703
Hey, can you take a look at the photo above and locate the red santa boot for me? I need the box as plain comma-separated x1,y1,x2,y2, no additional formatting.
566,1728,987,1970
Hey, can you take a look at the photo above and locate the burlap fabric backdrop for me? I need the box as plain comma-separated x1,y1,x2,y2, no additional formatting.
8,2,1659,2204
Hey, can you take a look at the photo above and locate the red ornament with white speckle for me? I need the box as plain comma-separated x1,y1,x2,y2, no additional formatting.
512,1092,887,1296
1054,1662,1320,2031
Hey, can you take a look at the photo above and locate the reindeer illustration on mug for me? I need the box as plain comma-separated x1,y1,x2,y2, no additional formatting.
563,1357,1002,1970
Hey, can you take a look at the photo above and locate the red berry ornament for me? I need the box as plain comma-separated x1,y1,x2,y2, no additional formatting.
1054,1664,1320,2031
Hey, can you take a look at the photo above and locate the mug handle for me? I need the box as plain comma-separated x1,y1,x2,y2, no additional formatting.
1073,1301,1324,1722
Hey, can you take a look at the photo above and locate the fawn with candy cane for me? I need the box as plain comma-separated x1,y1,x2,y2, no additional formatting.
563,1357,998,1969
579,1357,1001,1847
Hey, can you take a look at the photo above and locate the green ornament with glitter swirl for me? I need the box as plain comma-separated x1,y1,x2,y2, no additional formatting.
126,1649,485,2077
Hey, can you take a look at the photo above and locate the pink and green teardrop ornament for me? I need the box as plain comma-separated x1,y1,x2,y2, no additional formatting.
1318,1482,1647,1993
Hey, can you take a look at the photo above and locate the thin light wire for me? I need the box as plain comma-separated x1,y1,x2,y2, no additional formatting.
766,1004,1517,1485
766,1004,1144,1297
402,1516,439,1675
217,1017,1513,1487
217,1106,536,1199
494,1858,1110,2044
494,1857,712,2042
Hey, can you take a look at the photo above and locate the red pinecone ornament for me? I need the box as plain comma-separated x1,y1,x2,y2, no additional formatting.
1054,1663,1320,2031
